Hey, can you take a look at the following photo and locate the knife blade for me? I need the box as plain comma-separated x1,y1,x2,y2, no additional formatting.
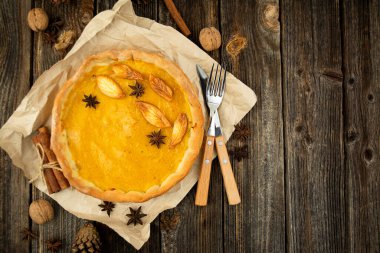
196,64,209,113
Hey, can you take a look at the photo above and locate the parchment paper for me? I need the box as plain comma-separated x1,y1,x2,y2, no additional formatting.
0,0,257,249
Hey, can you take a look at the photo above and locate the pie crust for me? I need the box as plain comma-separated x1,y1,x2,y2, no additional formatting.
51,49,204,202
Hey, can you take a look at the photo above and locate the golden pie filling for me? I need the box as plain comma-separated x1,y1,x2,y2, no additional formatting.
61,60,192,192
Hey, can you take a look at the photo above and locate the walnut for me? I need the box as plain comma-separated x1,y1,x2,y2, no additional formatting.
29,199,54,225
199,27,222,52
27,8,49,32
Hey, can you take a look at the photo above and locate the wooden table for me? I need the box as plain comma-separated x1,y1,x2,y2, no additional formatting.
1,0,379,252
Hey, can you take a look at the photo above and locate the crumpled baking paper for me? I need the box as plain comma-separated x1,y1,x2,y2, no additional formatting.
0,0,256,249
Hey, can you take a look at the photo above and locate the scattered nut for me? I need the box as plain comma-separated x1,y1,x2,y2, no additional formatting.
54,30,76,51
29,199,54,225
27,8,49,32
199,27,222,52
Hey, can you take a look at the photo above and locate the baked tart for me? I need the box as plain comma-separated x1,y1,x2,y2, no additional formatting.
51,50,204,202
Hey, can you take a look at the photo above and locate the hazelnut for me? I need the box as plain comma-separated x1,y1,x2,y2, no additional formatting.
29,199,54,225
27,8,49,32
199,27,222,52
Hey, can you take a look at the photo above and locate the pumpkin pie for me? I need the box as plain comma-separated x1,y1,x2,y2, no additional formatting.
51,50,204,202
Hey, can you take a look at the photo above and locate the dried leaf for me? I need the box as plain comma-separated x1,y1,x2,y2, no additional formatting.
112,64,143,80
96,75,125,98
149,74,173,101
136,101,171,128
170,113,188,147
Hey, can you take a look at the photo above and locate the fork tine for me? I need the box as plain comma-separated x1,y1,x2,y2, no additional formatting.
211,64,219,95
206,63,214,95
220,66,227,97
215,64,223,96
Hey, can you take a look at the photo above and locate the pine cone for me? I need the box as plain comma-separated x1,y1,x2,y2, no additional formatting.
71,223,101,253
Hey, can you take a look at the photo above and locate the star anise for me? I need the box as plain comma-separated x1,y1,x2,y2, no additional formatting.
21,228,38,241
46,239,62,253
233,124,251,142
232,145,249,162
147,130,166,148
82,94,100,109
98,201,115,217
126,206,147,226
129,83,145,98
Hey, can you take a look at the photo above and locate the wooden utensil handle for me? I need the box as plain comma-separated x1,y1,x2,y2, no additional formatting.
215,136,241,205
195,135,215,206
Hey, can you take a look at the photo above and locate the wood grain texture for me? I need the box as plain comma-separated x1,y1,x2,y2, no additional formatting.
1,0,380,252
0,0,32,252
95,1,161,252
31,1,87,252
158,1,224,252
220,0,285,252
342,0,380,252
282,0,346,252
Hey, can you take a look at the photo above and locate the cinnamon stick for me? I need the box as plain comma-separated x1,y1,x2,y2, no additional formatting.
163,0,191,37
35,127,70,190
32,134,60,194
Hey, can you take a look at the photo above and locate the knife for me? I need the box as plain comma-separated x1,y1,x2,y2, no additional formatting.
196,64,208,112
195,64,241,205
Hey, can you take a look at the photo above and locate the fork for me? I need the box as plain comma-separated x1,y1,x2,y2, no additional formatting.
195,64,241,206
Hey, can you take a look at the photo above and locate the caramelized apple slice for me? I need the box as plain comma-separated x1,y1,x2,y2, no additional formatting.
149,74,173,101
170,113,188,147
96,75,125,98
136,101,171,128
112,64,144,80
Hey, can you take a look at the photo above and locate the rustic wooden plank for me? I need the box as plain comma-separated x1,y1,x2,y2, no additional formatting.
0,0,32,252
281,0,346,252
220,0,285,252
31,1,89,252
96,0,158,21
94,1,161,252
342,0,380,252
157,0,224,252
